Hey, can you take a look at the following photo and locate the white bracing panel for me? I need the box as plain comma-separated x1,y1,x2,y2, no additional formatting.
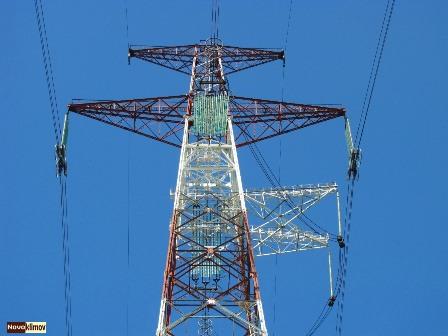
245,184,338,256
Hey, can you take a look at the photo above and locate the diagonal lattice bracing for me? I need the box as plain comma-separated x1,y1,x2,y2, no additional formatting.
157,119,267,335
230,96,345,147
66,35,345,335
67,95,189,147
67,95,345,148
129,43,284,76
245,184,338,256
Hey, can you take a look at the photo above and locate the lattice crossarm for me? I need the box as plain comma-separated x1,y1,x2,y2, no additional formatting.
229,96,346,147
128,43,284,77
245,184,338,256
250,227,329,256
67,95,189,147
244,184,337,226
219,45,284,74
128,45,197,74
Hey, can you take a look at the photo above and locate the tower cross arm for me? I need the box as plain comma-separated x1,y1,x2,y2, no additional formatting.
129,45,198,75
128,43,284,76
244,183,338,256
219,45,284,74
228,96,346,147
67,95,190,147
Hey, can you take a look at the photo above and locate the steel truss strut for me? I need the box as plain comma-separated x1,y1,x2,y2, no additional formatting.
68,96,344,148
128,43,284,76
244,184,338,256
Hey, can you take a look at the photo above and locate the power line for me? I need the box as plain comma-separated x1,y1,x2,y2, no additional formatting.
211,0,220,39
126,134,131,336
272,254,278,336
278,0,293,199
336,1,396,334
281,0,293,102
305,303,333,336
34,2,72,335
355,0,396,148
34,0,61,143
124,0,130,46
59,177,72,336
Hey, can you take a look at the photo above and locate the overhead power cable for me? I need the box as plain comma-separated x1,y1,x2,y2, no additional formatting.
126,135,132,336
34,2,72,335
278,0,294,194
34,0,61,143
355,0,396,148
304,302,333,336
211,0,220,39
336,1,396,335
281,0,294,102
124,0,130,47
59,177,73,336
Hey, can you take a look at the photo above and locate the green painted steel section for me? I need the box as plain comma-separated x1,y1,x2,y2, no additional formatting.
61,112,69,147
344,117,354,155
192,93,229,136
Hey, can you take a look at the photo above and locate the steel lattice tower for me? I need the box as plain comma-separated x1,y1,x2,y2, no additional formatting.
65,34,351,334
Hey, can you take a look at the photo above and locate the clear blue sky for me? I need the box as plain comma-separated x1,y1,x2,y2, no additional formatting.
1,1,447,335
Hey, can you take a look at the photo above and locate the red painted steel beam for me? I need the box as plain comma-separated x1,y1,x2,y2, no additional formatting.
67,95,344,148
129,44,284,76
67,95,189,148
229,96,346,147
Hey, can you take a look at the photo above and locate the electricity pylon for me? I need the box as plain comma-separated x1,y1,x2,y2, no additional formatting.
65,37,349,335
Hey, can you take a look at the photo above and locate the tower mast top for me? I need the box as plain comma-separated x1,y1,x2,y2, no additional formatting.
128,42,284,95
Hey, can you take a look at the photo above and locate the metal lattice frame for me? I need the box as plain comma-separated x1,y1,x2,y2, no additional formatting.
244,184,338,256
66,37,347,336
157,119,267,335
230,97,345,147
67,95,189,147
68,96,344,148
128,43,284,77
